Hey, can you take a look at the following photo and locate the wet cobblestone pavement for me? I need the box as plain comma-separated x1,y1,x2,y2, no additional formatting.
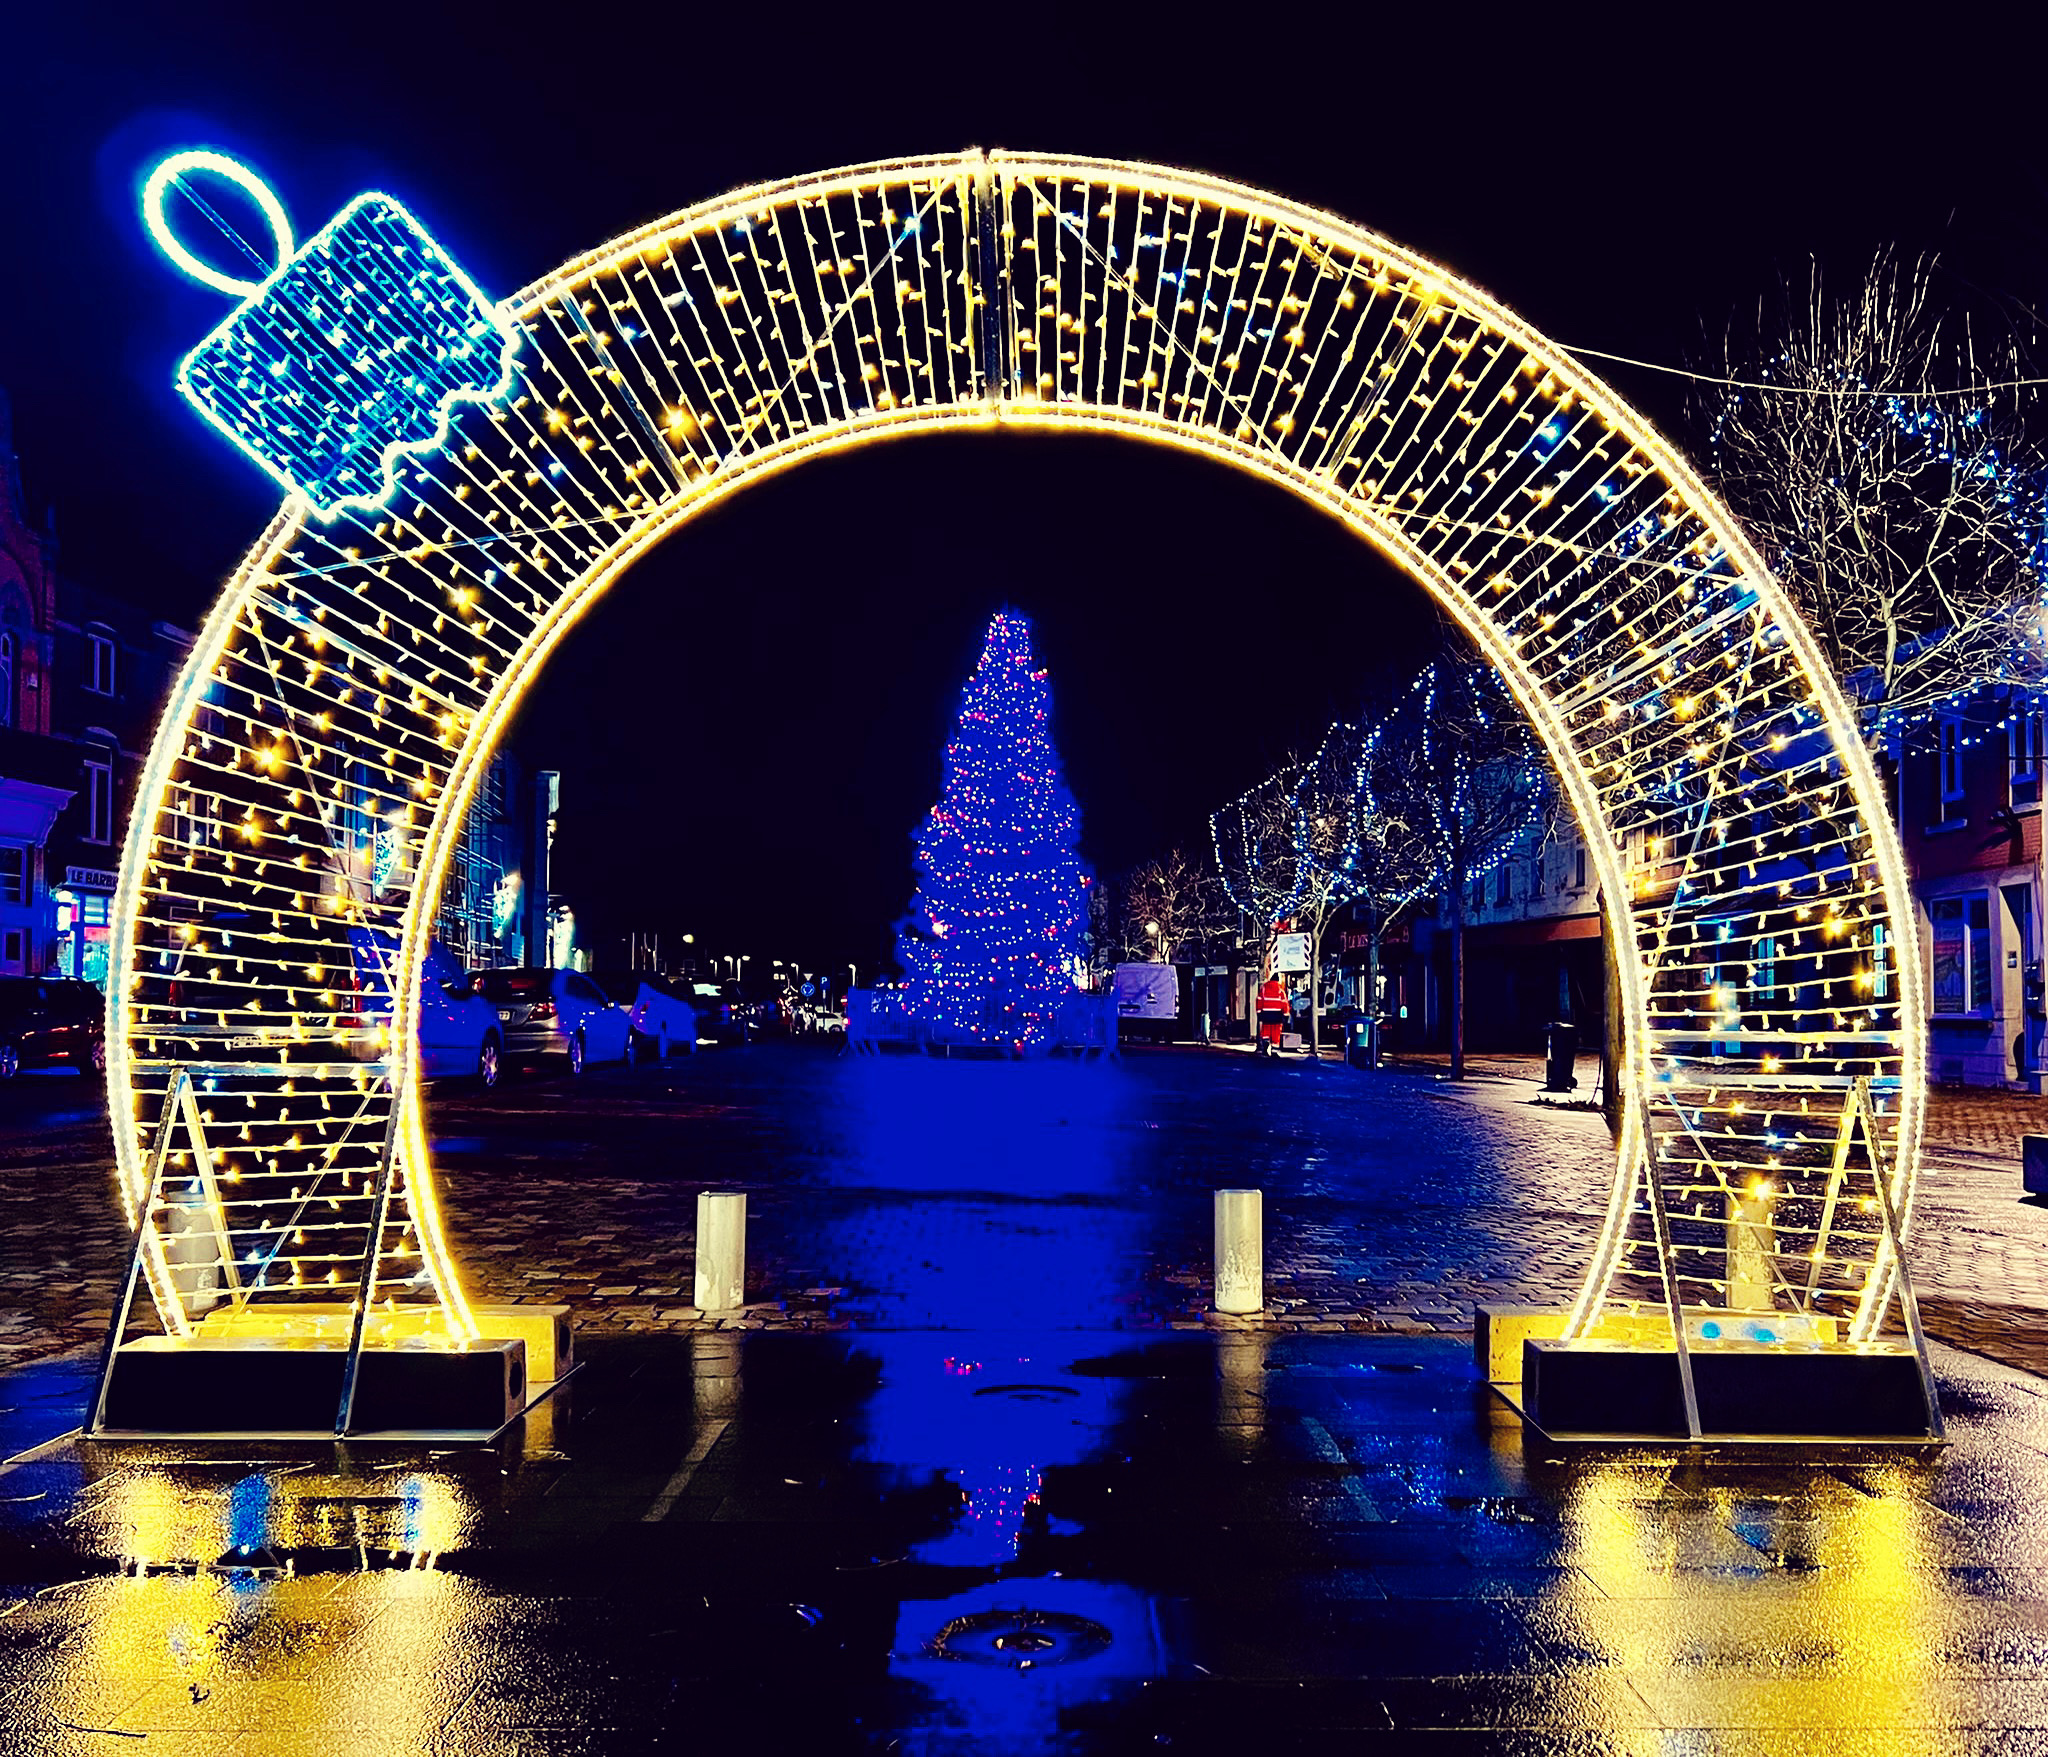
6,1329,2048,1752
11,1052,2048,1749
5,1044,2048,1373
428,1046,1607,1341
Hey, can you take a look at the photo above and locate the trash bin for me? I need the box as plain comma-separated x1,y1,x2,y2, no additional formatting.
1544,1021,1578,1092
1347,1015,1377,1071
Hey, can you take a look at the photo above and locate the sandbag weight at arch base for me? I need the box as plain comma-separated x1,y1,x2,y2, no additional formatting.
99,150,1933,1441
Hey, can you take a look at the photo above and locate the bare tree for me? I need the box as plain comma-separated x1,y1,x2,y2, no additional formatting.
1382,654,1551,1078
1119,846,1230,968
1703,252,2048,753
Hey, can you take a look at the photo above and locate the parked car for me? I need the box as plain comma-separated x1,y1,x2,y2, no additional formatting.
684,980,727,1041
345,928,505,1088
591,971,698,1058
0,977,105,1079
471,967,634,1075
726,978,792,1038
689,980,772,1044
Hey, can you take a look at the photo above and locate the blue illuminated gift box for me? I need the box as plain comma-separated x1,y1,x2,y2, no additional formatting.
176,194,517,519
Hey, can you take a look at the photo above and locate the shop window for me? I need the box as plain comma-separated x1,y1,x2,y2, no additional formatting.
1931,895,1993,1014
1937,718,1965,822
1754,935,1777,1000
1872,922,1891,1000
87,627,116,696
1574,844,1587,889
0,630,13,730
84,737,115,844
0,846,21,906
2013,710,2044,808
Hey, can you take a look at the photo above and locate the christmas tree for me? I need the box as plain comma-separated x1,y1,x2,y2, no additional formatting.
898,611,1091,1049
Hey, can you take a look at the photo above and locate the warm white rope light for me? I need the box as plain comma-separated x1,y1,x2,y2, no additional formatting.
109,150,1924,1367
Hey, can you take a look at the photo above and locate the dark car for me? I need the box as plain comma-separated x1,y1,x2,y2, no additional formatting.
0,977,106,1079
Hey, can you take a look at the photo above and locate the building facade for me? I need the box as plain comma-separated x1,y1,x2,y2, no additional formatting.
0,389,193,985
0,390,69,977
1897,692,2044,1091
44,576,192,985
1389,813,1609,1055
431,754,562,971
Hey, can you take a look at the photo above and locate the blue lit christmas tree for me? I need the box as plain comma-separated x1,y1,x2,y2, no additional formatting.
898,612,1091,1049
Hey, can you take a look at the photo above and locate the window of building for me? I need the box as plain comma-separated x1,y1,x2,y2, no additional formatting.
1937,717,1965,821
2013,709,2044,808
1574,844,1587,889
84,738,115,844
1754,935,1777,1000
1528,850,1543,899
1931,894,1994,1014
1494,865,1511,906
0,630,13,730
1469,876,1486,912
173,788,217,851
0,847,22,906
86,627,116,696
1872,921,1891,1001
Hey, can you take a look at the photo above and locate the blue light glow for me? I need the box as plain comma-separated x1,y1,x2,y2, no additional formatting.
142,150,296,297
144,153,518,518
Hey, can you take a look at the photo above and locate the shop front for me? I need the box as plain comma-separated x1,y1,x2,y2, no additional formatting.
52,862,117,986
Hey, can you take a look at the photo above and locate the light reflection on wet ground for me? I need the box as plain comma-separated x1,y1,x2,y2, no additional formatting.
5,1334,2048,1752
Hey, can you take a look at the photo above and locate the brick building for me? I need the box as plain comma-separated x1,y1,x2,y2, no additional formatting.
1897,692,2045,1090
0,389,83,978
0,387,191,985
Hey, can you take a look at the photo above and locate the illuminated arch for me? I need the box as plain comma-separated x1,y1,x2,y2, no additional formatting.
107,151,1925,1400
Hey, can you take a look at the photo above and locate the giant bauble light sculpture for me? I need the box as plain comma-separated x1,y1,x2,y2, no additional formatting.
105,147,1935,1439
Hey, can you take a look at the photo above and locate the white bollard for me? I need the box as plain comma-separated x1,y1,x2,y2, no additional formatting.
694,1191,747,1313
1213,1188,1264,1315
1725,1178,1777,1314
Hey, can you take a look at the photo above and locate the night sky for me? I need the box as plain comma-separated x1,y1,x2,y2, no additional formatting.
2,7,2037,974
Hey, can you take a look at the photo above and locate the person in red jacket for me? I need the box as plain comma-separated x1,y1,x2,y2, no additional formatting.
1257,976,1290,1048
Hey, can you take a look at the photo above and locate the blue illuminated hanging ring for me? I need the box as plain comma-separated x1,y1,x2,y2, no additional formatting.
142,150,295,299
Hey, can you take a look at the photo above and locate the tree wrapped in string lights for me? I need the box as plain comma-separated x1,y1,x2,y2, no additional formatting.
1378,655,1552,1079
897,612,1091,1049
1703,251,2048,753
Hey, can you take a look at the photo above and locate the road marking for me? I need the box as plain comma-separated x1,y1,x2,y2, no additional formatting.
1299,1415,1385,1522
642,1418,731,1522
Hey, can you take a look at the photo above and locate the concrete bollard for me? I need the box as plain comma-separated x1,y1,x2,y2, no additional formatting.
1725,1178,1776,1313
1213,1188,1264,1315
693,1191,747,1313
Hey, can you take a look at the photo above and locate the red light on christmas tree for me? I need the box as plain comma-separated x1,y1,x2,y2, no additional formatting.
898,612,1090,1049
